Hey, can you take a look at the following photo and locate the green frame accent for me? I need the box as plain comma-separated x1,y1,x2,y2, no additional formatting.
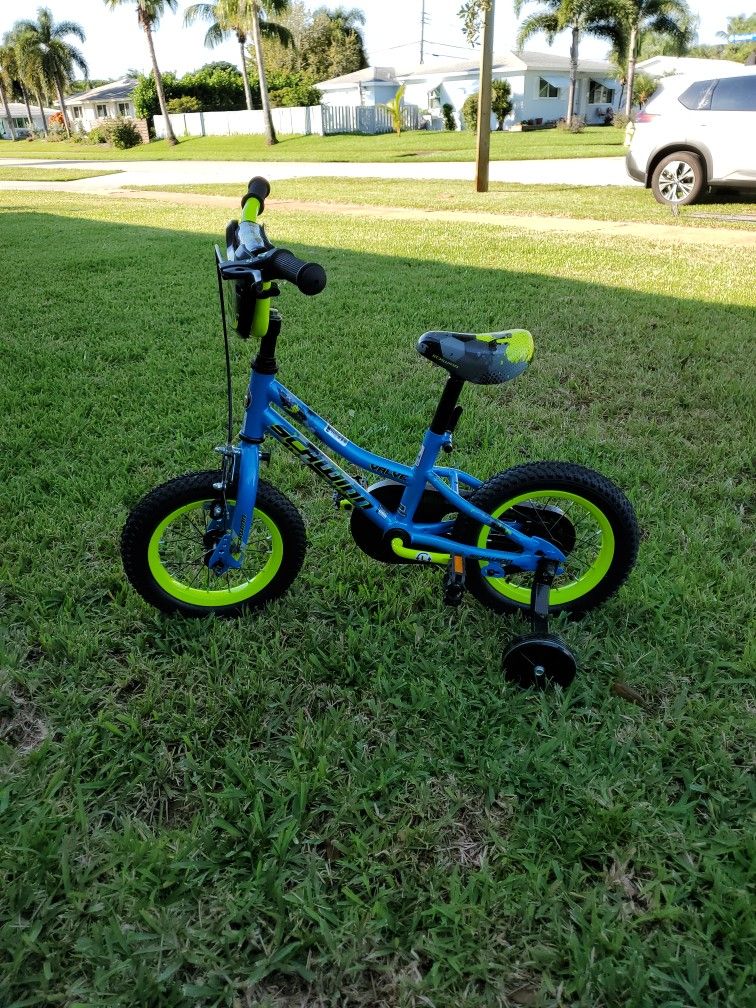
147,499,283,607
477,490,615,605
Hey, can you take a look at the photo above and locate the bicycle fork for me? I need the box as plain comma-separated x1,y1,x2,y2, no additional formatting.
207,441,261,573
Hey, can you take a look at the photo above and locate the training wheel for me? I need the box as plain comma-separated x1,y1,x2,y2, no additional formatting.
502,633,577,689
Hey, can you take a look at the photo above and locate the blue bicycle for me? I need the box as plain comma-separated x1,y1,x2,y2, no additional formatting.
122,177,640,687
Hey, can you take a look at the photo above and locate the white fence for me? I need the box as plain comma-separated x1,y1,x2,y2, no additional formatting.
322,104,420,134
154,105,323,138
154,102,423,138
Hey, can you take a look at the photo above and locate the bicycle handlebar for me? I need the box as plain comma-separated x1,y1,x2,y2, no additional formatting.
232,176,326,297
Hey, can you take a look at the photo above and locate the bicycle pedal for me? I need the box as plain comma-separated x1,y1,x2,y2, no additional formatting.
443,555,466,606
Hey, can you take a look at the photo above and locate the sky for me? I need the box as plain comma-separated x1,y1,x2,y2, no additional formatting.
0,0,749,81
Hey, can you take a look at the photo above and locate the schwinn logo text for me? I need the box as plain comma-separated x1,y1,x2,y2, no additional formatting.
269,425,371,509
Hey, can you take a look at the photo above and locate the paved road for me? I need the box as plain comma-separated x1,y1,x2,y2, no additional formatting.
0,155,639,192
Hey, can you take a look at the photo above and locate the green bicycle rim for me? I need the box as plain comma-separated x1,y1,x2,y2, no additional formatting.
147,499,284,607
477,490,615,605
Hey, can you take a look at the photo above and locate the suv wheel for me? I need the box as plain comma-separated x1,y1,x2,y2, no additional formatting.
651,152,705,206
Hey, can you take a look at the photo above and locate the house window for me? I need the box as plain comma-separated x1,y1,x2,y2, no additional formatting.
96,103,108,118
538,77,559,99
428,87,441,110
117,102,130,117
13,117,29,128
72,106,82,119
588,80,615,104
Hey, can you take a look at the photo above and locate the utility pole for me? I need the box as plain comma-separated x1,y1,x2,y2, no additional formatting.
475,0,495,192
420,0,428,64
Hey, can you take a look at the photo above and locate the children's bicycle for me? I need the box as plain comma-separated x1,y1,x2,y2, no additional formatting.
122,177,640,688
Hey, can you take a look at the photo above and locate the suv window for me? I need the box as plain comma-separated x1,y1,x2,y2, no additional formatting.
710,75,756,111
678,80,716,110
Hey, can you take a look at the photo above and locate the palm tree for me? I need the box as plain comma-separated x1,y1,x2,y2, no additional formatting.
0,41,19,141
103,0,178,146
1,33,38,137
12,9,87,137
614,0,692,116
184,0,293,115
515,0,624,126
13,28,52,136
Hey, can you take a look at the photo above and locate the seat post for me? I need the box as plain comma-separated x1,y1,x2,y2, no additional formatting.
430,376,464,434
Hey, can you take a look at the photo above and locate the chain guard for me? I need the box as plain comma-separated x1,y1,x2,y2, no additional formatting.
349,480,458,564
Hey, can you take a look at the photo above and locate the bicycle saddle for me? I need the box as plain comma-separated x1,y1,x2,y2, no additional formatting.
417,329,534,385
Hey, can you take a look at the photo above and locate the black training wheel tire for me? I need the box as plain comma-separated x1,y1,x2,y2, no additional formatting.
453,461,639,618
651,151,705,206
121,470,306,617
502,633,577,690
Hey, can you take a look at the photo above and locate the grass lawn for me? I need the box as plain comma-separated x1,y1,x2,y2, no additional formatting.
0,127,625,163
132,176,756,229
0,167,120,182
1,190,754,1007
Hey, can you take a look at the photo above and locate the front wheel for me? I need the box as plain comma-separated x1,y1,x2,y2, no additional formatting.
121,471,306,617
453,462,639,617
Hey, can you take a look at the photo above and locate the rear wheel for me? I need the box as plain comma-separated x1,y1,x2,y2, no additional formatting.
453,462,639,617
121,471,306,617
651,151,705,206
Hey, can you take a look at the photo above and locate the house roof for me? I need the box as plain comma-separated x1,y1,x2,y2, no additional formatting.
400,50,615,80
636,55,753,78
66,77,136,105
316,67,397,89
2,101,56,118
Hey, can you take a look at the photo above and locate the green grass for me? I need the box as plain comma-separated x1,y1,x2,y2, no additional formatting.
132,176,756,228
0,166,121,181
1,191,754,1008
0,127,625,163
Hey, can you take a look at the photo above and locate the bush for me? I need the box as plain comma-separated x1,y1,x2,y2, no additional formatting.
109,118,142,149
556,115,585,133
461,93,478,131
167,96,201,113
442,102,455,131
48,111,64,128
87,123,110,144
491,79,513,130
44,126,68,142
613,111,630,130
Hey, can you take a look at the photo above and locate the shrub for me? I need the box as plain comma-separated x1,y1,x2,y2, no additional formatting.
461,93,478,131
44,126,68,142
556,115,585,133
442,102,455,131
48,111,64,128
613,111,630,130
110,118,142,149
167,96,201,113
491,79,513,130
87,122,110,144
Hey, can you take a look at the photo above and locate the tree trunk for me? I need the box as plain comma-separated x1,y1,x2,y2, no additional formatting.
624,24,638,118
1,81,17,141
250,6,277,145
566,24,579,126
144,22,177,145
21,83,37,135
53,76,71,136
238,33,253,111
36,81,48,136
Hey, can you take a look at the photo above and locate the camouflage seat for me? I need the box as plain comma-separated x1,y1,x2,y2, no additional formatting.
417,330,534,385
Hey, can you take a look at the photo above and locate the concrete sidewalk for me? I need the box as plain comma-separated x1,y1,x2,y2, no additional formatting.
0,154,639,192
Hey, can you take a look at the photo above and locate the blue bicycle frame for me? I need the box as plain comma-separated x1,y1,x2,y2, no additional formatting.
208,367,567,577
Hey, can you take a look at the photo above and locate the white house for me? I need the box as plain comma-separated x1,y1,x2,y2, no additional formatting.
63,77,137,129
316,51,621,129
401,51,620,128
0,101,55,138
315,66,400,107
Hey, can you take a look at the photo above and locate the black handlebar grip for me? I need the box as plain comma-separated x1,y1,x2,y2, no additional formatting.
268,248,326,296
241,176,271,214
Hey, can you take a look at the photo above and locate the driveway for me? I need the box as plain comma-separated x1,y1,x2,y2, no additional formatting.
0,155,639,192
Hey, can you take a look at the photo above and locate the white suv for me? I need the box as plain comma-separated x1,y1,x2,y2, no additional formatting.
626,70,756,205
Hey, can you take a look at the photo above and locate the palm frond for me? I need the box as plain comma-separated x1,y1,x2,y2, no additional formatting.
259,20,294,47
52,21,86,44
517,11,561,48
184,3,216,27
204,22,228,47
